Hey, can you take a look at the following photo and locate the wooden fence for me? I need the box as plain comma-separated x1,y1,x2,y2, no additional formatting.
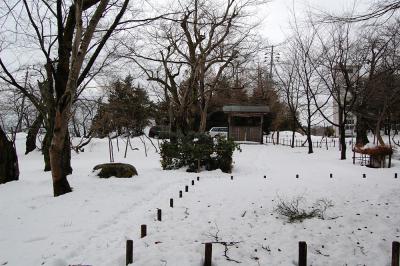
265,136,355,150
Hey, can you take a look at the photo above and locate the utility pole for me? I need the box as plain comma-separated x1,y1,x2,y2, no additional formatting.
269,45,274,80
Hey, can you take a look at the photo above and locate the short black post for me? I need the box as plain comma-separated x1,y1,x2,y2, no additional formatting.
363,173,366,178
179,190,182,198
126,240,133,265
170,198,174,208
197,176,200,181
140,224,147,238
330,173,333,178
392,241,400,266
264,175,266,179
157,209,162,221
204,243,212,266
231,175,233,180
192,180,195,185
299,241,307,266
395,173,398,179
185,185,189,192
296,174,299,179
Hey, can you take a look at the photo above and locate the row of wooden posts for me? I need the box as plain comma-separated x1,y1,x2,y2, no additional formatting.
125,173,399,265
125,175,201,265
126,240,400,266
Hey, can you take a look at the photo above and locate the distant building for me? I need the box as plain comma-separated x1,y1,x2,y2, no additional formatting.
223,105,270,143
332,65,359,137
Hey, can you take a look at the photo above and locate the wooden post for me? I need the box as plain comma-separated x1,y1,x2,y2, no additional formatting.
192,180,195,185
330,173,333,178
392,241,400,266
389,154,392,168
170,198,173,208
197,176,200,181
179,190,182,198
260,115,264,144
353,151,355,164
141,224,147,238
204,243,212,266
157,209,162,221
363,173,366,178
185,185,188,192
299,241,307,266
296,174,299,179
126,240,133,265
395,173,398,179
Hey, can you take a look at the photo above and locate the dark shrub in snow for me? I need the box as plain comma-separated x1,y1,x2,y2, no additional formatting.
160,133,240,173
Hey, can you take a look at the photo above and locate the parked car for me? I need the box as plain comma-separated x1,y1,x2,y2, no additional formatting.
149,126,170,139
208,127,228,138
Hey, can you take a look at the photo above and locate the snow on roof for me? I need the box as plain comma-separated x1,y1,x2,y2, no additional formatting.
222,105,270,113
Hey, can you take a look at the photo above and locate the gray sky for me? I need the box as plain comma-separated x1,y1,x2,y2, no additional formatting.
260,0,372,43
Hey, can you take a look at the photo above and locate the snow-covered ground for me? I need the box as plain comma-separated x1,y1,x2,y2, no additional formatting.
1,133,400,265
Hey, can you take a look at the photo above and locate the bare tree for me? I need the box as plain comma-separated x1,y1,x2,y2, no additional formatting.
124,0,265,135
323,0,400,23
308,22,368,159
0,0,131,196
274,52,302,148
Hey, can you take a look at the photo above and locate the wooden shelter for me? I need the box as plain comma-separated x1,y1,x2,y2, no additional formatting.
223,105,270,143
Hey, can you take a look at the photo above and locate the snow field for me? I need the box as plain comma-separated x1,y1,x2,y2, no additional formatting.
1,134,399,265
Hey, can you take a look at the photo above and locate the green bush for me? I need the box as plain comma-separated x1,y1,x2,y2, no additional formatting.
215,136,242,173
160,133,240,173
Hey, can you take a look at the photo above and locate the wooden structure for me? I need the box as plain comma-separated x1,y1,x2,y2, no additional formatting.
223,105,269,144
353,145,393,168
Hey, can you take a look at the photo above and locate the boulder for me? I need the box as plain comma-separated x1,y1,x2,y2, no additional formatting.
93,163,138,178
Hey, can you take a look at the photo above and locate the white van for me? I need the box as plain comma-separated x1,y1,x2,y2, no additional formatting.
209,127,228,138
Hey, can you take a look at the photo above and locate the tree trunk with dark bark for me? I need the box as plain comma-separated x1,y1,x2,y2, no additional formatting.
0,127,19,184
306,121,313,154
355,114,369,146
42,129,52,171
339,124,347,160
50,111,72,196
291,118,296,148
25,114,43,154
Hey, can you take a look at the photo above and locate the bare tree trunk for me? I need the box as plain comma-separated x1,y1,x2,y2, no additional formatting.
306,121,313,154
0,127,19,184
291,117,296,148
375,115,385,145
25,114,43,154
339,124,347,160
199,110,207,133
42,129,52,171
49,111,72,196
42,122,71,173
355,114,369,146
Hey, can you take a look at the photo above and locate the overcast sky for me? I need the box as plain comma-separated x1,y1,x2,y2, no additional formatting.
260,0,372,44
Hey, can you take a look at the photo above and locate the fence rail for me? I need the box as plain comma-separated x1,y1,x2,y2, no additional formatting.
265,136,355,150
